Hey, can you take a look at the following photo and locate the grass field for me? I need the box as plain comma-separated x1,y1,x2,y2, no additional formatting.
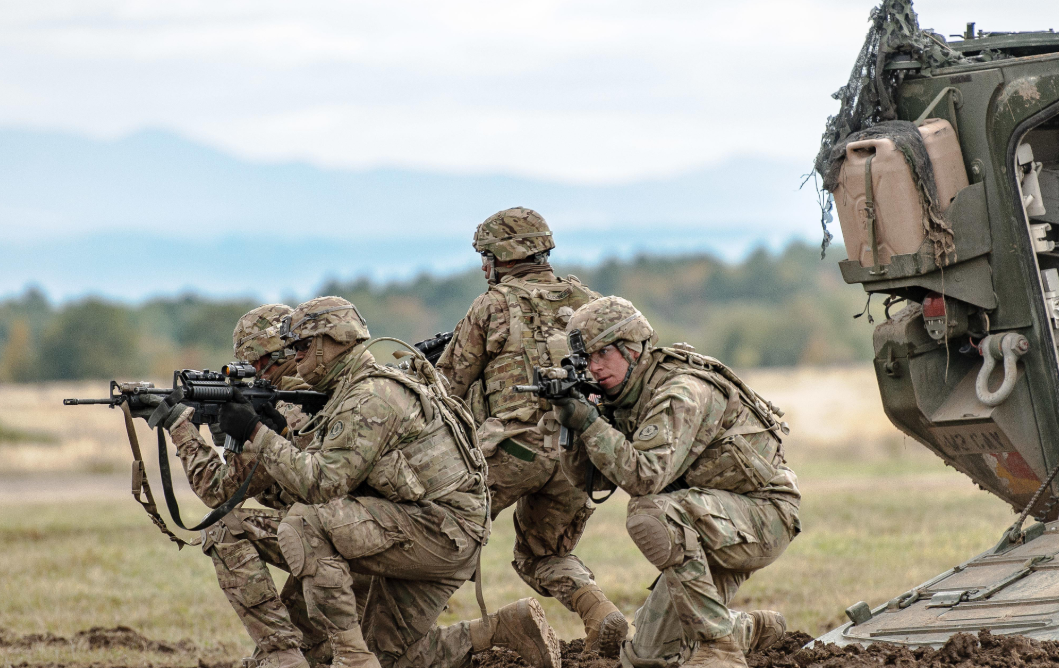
0,367,1020,665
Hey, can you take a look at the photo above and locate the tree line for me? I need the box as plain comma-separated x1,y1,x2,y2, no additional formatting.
0,242,874,382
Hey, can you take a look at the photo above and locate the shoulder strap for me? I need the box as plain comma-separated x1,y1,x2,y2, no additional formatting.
120,402,195,549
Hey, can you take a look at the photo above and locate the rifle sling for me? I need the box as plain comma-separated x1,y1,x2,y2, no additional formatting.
119,402,194,549
156,426,261,533
585,461,617,504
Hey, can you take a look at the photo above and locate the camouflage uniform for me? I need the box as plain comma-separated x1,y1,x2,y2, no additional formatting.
437,209,625,653
243,297,504,668
165,305,344,663
558,297,801,668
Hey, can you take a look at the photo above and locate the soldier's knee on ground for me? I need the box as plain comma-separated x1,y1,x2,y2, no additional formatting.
626,496,688,571
278,504,335,579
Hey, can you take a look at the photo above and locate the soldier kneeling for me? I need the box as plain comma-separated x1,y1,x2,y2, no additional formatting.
553,297,800,668
217,297,562,668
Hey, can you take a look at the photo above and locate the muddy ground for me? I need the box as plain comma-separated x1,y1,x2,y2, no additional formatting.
473,631,1059,668
5,627,1059,667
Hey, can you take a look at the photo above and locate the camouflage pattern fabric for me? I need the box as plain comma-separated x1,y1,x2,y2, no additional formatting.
247,348,488,668
436,265,603,612
485,440,597,609
250,349,488,527
167,402,327,657
471,207,555,262
437,266,598,453
234,304,293,363
199,507,360,657
284,296,369,345
566,295,654,355
559,346,800,661
170,401,313,511
281,496,482,668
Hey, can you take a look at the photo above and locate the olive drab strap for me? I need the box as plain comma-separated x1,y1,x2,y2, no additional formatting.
119,402,196,550
155,426,261,533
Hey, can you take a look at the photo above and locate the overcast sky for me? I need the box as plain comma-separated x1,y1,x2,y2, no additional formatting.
3,1,1057,185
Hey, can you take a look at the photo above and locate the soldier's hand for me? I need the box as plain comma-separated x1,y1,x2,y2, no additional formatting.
218,388,261,444
259,403,289,436
147,386,189,430
552,393,599,432
128,394,164,421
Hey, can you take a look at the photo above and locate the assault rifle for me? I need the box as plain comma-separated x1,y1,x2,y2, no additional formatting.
413,331,454,366
514,329,602,450
65,364,328,453
64,365,329,542
515,329,615,503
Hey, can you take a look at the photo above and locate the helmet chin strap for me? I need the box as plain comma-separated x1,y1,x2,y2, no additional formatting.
298,335,329,385
257,350,283,378
608,342,638,395
483,254,498,284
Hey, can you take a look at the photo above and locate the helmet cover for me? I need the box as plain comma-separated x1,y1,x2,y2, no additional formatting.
472,207,555,262
233,304,293,362
282,296,370,346
567,296,654,354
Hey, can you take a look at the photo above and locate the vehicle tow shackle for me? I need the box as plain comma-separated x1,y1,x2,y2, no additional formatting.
976,333,1030,407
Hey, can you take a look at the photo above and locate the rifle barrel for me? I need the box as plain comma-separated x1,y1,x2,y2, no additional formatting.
63,398,115,405
514,385,540,393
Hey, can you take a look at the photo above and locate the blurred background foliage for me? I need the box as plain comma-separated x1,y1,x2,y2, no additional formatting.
0,241,873,381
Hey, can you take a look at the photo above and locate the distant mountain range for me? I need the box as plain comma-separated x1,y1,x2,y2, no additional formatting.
0,127,829,300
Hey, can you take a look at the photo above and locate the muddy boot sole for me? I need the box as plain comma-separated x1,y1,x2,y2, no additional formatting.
596,610,629,658
514,598,561,668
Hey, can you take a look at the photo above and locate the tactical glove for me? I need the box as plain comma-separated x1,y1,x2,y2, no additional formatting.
218,388,262,444
259,403,288,436
128,394,164,421
552,394,599,433
147,387,188,430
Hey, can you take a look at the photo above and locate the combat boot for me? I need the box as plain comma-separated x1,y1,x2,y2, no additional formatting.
571,583,628,658
684,634,748,668
258,648,310,668
469,597,560,668
731,610,786,654
241,646,265,668
303,638,333,668
329,627,381,668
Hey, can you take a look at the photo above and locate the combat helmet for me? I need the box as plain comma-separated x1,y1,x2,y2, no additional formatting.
567,296,654,355
233,304,293,363
472,207,555,262
280,296,370,346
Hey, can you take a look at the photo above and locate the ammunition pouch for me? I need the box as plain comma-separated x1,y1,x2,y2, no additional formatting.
648,347,786,495
681,427,781,495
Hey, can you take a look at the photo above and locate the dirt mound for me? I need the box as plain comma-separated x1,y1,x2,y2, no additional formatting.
0,625,219,666
472,630,1059,668
73,625,187,653
0,625,185,653
0,628,68,649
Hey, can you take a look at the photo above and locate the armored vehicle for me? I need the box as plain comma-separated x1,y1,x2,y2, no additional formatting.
814,0,1059,647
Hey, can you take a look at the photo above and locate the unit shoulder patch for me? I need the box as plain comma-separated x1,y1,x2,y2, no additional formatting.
328,421,345,439
636,424,659,441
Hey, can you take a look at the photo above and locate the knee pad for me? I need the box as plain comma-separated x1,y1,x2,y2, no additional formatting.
277,519,309,578
627,503,684,571
279,504,337,578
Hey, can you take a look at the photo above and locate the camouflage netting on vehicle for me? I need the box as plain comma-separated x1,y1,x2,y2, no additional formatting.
823,120,956,266
813,0,967,254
